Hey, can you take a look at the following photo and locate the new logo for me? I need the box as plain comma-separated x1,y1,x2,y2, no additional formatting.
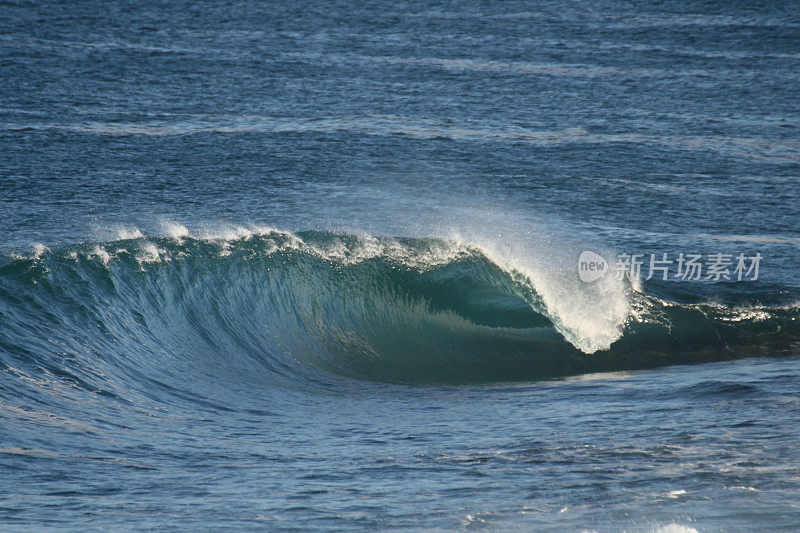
578,251,608,282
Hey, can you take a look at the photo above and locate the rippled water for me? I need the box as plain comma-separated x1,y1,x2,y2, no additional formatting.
1,0,799,530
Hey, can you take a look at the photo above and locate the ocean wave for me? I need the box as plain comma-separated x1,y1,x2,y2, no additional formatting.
5,114,798,163
1,229,798,389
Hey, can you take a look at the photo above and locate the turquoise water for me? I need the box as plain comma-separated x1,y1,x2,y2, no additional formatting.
1,0,799,530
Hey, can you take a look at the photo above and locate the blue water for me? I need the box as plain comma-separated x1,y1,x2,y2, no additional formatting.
2,0,800,530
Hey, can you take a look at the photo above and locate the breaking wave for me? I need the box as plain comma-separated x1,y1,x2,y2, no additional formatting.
1,228,798,388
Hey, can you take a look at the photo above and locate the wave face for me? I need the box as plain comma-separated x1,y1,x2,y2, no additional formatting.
1,229,798,387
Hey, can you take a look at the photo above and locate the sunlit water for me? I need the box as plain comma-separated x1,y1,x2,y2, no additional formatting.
1,0,799,530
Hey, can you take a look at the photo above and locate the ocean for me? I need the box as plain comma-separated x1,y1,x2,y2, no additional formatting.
1,0,799,530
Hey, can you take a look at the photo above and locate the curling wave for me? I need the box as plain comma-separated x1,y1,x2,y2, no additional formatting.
0,228,798,389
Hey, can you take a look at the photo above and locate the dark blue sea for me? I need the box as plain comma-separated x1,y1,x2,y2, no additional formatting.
2,1,800,531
